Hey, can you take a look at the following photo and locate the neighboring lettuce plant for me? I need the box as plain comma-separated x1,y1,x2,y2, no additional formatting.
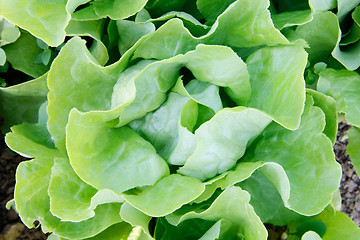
0,0,360,239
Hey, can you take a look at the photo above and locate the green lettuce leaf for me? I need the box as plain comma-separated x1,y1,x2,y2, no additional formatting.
177,107,272,180
66,108,169,195
0,0,91,46
47,37,118,152
92,0,149,20
65,19,109,65
288,208,360,240
2,30,52,77
347,126,360,175
295,11,339,64
247,45,307,130
306,89,337,144
0,73,48,133
124,174,205,217
242,95,341,215
317,68,360,127
167,186,268,240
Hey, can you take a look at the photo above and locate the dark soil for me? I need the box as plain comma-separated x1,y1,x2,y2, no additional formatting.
0,122,359,240
335,122,360,226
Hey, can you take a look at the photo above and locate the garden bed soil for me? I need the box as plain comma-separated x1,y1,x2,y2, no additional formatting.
0,122,359,240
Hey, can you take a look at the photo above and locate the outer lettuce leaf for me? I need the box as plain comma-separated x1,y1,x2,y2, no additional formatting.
6,119,124,239
337,0,360,22
133,0,289,60
309,0,336,11
120,202,153,239
247,45,307,130
144,11,210,37
347,126,360,175
196,0,235,21
0,73,48,133
132,18,200,60
124,174,205,217
271,0,316,30
168,186,268,240
190,161,289,205
317,68,360,127
237,170,305,226
288,208,360,240
306,89,337,144
242,95,341,215
65,19,109,65
2,30,51,77
66,108,169,195
116,19,155,55
92,0,149,20
5,122,55,158
295,11,339,64
332,40,360,71
202,0,289,47
48,157,98,222
178,107,272,180
169,161,298,226
0,0,91,46
316,210,360,239
332,1,360,70
13,155,123,239
83,222,133,240
145,0,188,17
47,37,118,152
154,218,219,240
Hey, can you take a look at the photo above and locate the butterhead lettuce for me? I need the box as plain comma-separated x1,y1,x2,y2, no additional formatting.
1,0,360,239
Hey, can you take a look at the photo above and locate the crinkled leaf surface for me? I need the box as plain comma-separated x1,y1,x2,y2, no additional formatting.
66,109,169,195
242,95,341,215
178,107,272,181
14,155,123,239
202,0,289,48
48,157,98,222
47,37,118,152
247,45,307,130
185,44,250,106
129,92,196,165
